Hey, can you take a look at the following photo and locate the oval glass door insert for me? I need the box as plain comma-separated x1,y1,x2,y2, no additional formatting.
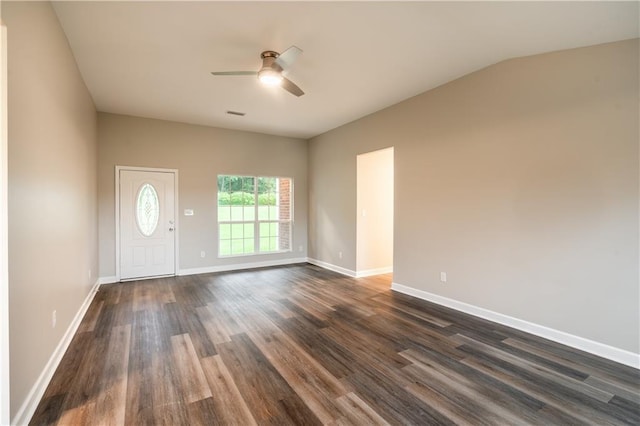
136,183,160,237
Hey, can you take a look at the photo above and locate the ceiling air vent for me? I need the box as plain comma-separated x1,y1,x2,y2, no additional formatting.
226,110,246,117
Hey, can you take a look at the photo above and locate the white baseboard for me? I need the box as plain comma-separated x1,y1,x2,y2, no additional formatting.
12,280,101,425
356,266,393,278
98,275,117,285
306,258,356,277
100,258,310,283
391,282,640,370
178,257,308,276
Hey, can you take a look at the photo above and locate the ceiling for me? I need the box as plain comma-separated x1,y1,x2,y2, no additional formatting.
52,1,639,139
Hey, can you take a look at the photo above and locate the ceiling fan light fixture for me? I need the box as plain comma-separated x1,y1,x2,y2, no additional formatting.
211,46,303,96
258,68,283,86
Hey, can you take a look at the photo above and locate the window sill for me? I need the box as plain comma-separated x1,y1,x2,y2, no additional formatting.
217,249,292,259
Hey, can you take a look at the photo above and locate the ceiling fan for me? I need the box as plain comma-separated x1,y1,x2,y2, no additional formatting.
211,46,305,97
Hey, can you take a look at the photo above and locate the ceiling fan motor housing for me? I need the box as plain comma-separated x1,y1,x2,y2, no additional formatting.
260,51,283,73
211,47,304,96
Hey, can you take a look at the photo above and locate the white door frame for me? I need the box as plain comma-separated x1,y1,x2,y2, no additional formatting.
115,166,179,281
356,147,394,278
0,20,10,426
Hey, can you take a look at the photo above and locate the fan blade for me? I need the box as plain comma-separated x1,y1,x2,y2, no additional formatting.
275,46,302,70
211,71,257,76
281,77,304,97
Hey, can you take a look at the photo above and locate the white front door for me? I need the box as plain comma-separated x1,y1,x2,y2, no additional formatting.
120,169,176,280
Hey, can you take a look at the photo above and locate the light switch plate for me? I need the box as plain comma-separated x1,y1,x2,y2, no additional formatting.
184,209,194,216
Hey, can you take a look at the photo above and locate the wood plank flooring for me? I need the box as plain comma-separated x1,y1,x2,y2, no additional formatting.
31,264,640,425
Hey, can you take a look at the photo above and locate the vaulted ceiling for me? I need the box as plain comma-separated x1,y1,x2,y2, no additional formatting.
52,1,639,139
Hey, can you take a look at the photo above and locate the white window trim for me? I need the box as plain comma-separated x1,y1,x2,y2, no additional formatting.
217,175,293,258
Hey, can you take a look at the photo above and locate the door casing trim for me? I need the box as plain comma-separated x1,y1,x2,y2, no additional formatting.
0,22,10,426
115,165,179,282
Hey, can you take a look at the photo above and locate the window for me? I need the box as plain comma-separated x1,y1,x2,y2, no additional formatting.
136,183,160,237
217,175,292,257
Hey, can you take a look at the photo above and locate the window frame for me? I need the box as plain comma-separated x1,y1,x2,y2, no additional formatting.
217,174,293,258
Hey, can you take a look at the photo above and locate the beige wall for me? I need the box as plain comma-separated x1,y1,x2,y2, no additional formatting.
98,113,307,277
4,1,98,417
356,147,393,273
309,39,639,353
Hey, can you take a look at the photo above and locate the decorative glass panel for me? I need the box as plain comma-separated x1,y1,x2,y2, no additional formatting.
136,183,160,237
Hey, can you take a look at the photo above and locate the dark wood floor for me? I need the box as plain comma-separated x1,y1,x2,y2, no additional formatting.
31,264,639,425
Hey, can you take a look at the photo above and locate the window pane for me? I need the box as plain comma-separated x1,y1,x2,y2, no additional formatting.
242,177,255,196
136,183,160,237
244,206,255,221
229,192,240,208
219,223,231,240
258,205,270,220
244,223,254,238
259,236,278,252
257,192,275,206
231,239,244,255
219,239,231,256
218,205,230,221
230,223,244,239
258,177,276,194
259,237,270,252
259,222,270,237
229,238,255,255
230,205,244,221
217,175,229,192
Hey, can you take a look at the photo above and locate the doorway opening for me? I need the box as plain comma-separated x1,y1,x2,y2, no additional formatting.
356,147,394,277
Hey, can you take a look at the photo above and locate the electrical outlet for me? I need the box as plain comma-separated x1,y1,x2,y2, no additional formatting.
200,251,206,258
52,310,57,328
339,251,343,259
440,272,447,283
298,245,303,252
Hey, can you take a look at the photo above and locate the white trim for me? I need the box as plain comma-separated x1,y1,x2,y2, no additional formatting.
391,282,640,370
120,274,175,283
306,258,356,277
216,175,294,259
356,266,393,278
179,257,307,276
115,166,179,282
98,276,117,285
11,281,101,426
217,249,293,260
0,22,9,426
